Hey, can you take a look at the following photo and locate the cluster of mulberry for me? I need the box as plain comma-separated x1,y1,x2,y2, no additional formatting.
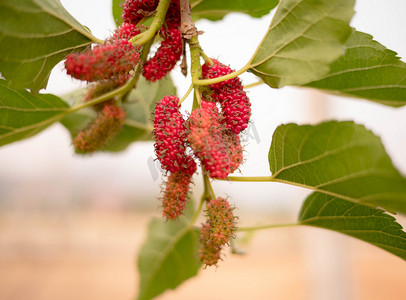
153,56,250,222
65,1,248,267
121,0,183,81
151,56,251,265
65,22,144,152
64,0,185,153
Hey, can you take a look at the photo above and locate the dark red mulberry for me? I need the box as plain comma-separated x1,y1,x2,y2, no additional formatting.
166,0,180,28
202,59,251,134
122,0,159,25
153,95,196,175
143,28,182,82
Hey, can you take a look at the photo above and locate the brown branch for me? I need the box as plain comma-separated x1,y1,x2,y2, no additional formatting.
180,40,188,76
180,0,199,39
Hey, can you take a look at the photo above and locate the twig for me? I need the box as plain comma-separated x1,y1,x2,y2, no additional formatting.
180,0,198,39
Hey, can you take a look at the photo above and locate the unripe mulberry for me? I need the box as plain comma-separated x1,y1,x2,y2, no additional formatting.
188,102,231,179
143,28,182,82
199,223,221,266
65,40,139,82
122,0,159,25
73,103,126,153
161,169,196,220
202,59,251,134
199,197,237,266
153,95,196,174
205,197,237,248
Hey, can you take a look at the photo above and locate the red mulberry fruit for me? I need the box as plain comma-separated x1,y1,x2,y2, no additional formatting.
153,95,196,174
111,22,141,40
166,0,180,28
202,59,251,134
122,0,159,25
223,129,243,173
65,40,140,82
188,102,231,179
143,28,182,82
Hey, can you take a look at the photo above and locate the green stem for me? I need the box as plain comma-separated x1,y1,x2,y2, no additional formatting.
202,173,216,201
193,63,251,86
117,65,141,103
187,35,203,109
120,38,155,102
178,83,194,105
243,80,264,89
238,222,298,232
124,119,153,131
194,88,202,107
76,24,104,44
67,83,131,113
223,176,360,208
129,0,171,46
91,37,104,45
200,51,213,66
188,35,203,82
225,176,275,182
190,0,204,8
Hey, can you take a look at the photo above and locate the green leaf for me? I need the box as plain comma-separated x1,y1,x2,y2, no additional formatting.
137,211,201,300
190,0,279,21
299,193,406,260
0,0,100,92
112,0,123,27
112,0,278,23
249,0,354,88
0,78,69,146
305,30,406,107
269,121,406,214
60,75,176,152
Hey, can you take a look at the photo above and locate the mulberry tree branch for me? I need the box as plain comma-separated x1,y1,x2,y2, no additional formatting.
180,0,198,39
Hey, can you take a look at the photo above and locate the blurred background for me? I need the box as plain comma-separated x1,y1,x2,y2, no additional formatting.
1,0,406,299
